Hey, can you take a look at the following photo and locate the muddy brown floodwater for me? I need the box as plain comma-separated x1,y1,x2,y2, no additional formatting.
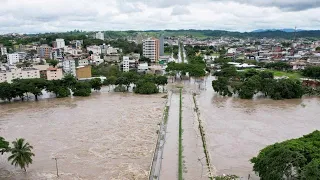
198,76,320,179
0,91,165,180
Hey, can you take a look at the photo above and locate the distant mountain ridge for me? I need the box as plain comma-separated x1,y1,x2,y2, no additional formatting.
252,29,305,33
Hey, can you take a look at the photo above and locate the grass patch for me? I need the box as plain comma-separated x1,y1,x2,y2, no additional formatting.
211,53,220,56
178,88,183,180
270,70,302,79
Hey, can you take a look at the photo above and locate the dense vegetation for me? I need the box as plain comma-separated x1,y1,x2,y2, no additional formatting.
165,44,206,79
104,72,168,94
251,131,320,179
213,68,304,100
164,44,179,58
0,75,101,102
302,66,320,79
0,137,34,172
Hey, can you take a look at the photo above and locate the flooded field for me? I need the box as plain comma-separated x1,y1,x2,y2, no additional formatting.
0,91,166,180
198,77,320,178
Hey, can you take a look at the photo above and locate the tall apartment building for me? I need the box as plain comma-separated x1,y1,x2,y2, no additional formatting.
96,32,104,41
62,59,76,76
0,46,7,56
7,53,19,65
37,45,52,59
122,56,136,72
51,48,64,60
143,38,160,63
159,35,164,56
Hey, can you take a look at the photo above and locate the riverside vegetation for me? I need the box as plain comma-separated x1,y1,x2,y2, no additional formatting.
0,137,34,172
251,131,320,179
0,72,168,103
212,65,320,100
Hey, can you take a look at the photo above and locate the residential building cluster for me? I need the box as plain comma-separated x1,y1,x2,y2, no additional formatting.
178,36,320,70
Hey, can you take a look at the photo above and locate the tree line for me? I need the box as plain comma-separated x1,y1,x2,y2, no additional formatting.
0,75,100,102
164,44,179,58
102,72,168,94
1,137,34,172
165,44,207,79
212,67,304,100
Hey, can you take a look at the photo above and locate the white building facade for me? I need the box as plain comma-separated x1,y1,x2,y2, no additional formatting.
56,39,66,49
0,47,7,56
143,38,159,62
87,45,101,55
122,56,131,72
0,67,40,83
7,53,19,65
96,32,104,41
62,59,76,76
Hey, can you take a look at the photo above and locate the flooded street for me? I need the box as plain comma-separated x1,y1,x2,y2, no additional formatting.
0,90,166,180
198,76,320,178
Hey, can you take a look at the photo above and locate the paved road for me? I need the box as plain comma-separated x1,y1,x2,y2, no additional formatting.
160,93,180,180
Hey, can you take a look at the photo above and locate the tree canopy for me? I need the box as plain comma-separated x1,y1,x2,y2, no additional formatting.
0,137,9,154
213,68,304,100
8,138,35,172
302,66,320,79
251,131,320,180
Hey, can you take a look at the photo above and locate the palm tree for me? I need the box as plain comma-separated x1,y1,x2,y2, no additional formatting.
8,138,35,172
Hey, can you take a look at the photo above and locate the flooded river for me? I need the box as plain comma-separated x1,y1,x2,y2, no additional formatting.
198,77,320,178
0,90,165,180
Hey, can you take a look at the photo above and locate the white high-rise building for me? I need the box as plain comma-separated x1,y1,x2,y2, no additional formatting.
0,46,7,56
143,38,159,62
122,56,136,72
62,59,76,76
56,39,66,48
123,56,130,72
96,32,104,41
7,53,19,65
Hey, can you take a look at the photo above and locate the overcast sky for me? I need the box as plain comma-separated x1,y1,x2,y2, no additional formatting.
0,0,320,34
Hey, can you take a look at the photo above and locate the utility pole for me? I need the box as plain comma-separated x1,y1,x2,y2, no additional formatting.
52,155,65,177
53,157,59,177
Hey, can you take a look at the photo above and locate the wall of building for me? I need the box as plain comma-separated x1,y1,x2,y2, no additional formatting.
0,68,40,83
7,53,19,65
143,38,160,62
63,60,76,76
37,46,52,59
76,65,92,79
46,68,63,80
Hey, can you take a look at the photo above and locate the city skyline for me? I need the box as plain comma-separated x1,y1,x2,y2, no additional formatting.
0,0,320,34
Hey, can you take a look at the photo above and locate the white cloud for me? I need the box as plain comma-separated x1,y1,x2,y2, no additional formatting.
0,0,319,34
171,6,191,16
